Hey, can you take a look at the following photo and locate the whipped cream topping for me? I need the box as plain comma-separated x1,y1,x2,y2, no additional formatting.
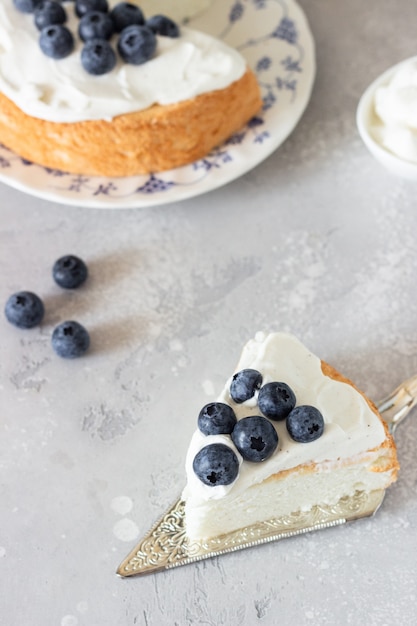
0,1,245,123
139,1,212,22
373,59,417,163
183,332,387,503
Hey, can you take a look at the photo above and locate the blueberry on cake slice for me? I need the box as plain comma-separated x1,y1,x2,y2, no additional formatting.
182,332,399,541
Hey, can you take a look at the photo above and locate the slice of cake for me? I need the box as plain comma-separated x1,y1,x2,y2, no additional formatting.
182,332,399,541
0,1,261,176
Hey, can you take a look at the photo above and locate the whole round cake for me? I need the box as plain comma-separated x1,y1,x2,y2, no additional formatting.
0,1,262,176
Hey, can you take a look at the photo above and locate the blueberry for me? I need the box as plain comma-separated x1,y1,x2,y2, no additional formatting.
110,2,145,33
75,0,108,18
81,39,116,74
193,443,239,487
198,402,237,436
231,415,278,462
146,15,180,38
4,291,44,329
229,368,262,403
34,1,67,30
78,11,114,41
52,255,88,289
51,321,90,358
258,381,296,421
286,405,325,443
117,25,156,65
39,24,74,59
13,0,42,13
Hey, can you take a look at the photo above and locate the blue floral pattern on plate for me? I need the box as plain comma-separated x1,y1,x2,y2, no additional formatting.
0,0,315,208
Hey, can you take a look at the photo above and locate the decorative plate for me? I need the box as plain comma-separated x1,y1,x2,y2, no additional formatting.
0,0,315,209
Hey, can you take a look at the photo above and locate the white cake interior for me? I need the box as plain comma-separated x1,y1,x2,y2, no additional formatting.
184,451,396,540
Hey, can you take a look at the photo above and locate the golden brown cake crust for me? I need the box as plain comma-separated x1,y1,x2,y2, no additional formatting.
264,360,399,485
321,361,398,475
0,67,262,177
321,361,397,451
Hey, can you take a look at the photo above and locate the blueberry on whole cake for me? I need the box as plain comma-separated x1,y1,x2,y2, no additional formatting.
0,1,261,176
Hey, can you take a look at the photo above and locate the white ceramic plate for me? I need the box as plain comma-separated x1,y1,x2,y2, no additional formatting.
0,0,315,208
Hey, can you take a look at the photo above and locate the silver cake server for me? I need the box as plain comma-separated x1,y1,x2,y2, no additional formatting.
117,375,417,577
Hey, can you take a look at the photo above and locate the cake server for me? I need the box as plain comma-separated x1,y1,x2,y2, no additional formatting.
117,374,417,577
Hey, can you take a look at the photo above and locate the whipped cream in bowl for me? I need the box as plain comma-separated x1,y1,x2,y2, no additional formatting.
357,55,417,179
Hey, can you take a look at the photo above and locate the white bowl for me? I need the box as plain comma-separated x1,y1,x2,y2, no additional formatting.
356,56,417,180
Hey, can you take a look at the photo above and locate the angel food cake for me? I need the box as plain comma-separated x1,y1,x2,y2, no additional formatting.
0,1,261,176
182,332,399,541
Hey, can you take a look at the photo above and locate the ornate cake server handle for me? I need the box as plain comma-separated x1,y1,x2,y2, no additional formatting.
377,373,417,434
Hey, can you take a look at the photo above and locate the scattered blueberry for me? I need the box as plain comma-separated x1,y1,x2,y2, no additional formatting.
39,24,74,59
4,291,44,329
117,24,156,65
258,381,296,421
78,11,114,41
146,14,180,38
193,443,239,487
13,0,42,13
231,415,278,462
286,405,325,443
110,2,145,33
229,369,262,403
75,0,109,19
198,402,237,436
81,38,116,74
51,320,90,358
52,255,88,289
34,1,67,31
